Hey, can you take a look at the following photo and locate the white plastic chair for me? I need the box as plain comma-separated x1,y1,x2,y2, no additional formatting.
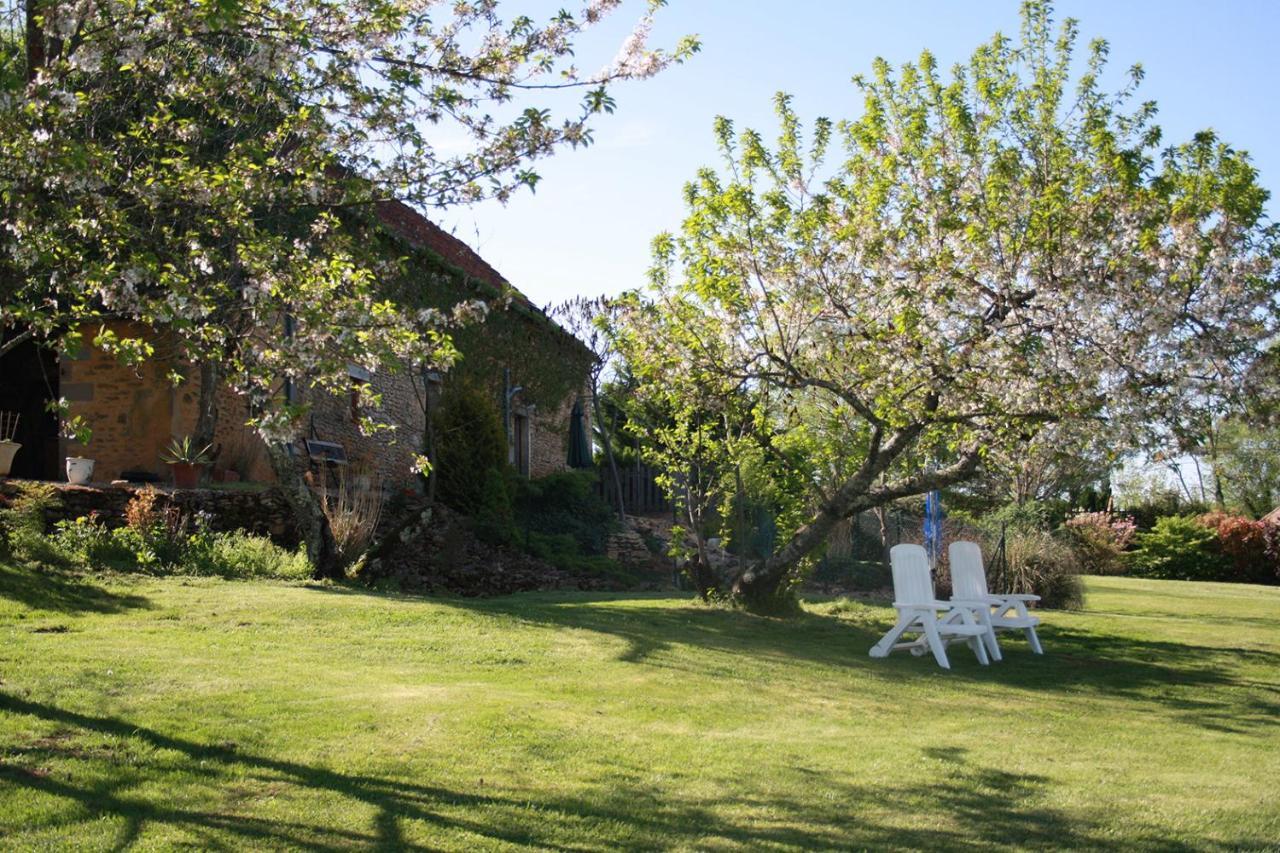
949,541,1044,655
869,544,998,669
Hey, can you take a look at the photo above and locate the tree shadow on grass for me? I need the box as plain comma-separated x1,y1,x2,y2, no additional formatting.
505,588,1271,655
1,692,1240,851
323,586,1280,736
0,561,150,616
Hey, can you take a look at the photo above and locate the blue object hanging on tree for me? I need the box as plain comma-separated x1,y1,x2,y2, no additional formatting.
923,489,943,569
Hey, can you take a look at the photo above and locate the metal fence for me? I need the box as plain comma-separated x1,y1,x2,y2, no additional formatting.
814,510,1009,593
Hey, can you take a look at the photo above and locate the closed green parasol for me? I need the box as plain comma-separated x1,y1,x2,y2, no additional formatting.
567,399,592,468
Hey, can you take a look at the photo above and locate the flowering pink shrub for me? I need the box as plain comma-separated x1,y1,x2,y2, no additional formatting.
1063,511,1137,575
1197,512,1279,584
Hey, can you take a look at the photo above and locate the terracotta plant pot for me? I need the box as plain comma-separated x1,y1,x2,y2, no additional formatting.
0,440,20,477
66,456,95,485
169,462,205,489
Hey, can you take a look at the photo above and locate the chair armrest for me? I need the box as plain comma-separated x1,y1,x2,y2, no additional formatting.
893,600,946,611
998,594,1040,602
950,598,994,609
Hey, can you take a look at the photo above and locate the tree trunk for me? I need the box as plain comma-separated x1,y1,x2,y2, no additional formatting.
1169,463,1194,503
1207,425,1226,508
26,1,45,81
731,503,844,607
734,464,745,575
423,388,438,504
264,437,341,580
1190,454,1208,504
686,556,720,601
682,480,718,601
591,389,626,520
730,449,982,611
192,360,219,451
873,505,888,553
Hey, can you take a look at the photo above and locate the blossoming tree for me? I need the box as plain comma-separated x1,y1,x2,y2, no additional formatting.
615,3,1279,608
1,0,696,575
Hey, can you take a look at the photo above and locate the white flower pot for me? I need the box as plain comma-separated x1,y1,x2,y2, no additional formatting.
0,440,19,477
66,456,95,485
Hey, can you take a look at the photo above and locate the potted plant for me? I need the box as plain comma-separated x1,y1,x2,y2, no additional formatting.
0,411,20,477
65,456,95,485
161,436,213,488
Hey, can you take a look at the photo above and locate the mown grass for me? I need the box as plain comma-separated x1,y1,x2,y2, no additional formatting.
1,562,1277,850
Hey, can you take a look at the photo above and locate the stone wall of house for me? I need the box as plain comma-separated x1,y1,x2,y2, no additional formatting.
172,381,275,482
527,390,590,478
60,322,274,484
56,321,425,487
56,320,589,489
302,369,427,489
60,321,184,482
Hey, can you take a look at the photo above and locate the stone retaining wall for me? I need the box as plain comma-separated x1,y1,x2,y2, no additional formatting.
0,479,300,546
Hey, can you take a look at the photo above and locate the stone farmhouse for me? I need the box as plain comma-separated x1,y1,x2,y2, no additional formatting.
0,201,594,489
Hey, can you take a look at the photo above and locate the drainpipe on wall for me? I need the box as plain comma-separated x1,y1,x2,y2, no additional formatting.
502,367,523,464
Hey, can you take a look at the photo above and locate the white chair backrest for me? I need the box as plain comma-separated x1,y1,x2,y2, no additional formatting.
949,541,990,600
889,544,935,604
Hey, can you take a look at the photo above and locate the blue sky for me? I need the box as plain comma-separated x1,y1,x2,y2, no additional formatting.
443,1,1280,308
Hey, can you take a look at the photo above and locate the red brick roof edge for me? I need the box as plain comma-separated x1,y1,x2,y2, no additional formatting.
374,199,535,311
373,198,592,359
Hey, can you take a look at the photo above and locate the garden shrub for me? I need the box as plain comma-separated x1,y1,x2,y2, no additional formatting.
53,515,143,571
2,483,309,580
433,380,507,514
473,467,516,545
987,500,1054,533
0,482,66,567
315,471,384,570
524,531,623,576
46,489,311,580
192,531,312,579
119,487,190,568
1195,512,1278,584
51,514,311,579
448,466,627,579
512,470,617,555
1062,511,1137,575
1267,525,1280,583
1127,516,1230,581
124,486,167,532
1117,496,1210,532
997,528,1084,610
506,470,629,578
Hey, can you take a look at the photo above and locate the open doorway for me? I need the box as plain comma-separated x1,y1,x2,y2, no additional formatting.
0,337,60,479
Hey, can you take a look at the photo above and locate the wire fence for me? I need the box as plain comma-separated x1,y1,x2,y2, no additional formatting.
596,461,1013,594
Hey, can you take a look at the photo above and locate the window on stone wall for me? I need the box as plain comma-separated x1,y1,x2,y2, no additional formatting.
348,364,371,424
349,383,364,423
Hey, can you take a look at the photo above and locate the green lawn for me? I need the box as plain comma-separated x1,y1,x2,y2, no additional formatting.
1,563,1278,851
